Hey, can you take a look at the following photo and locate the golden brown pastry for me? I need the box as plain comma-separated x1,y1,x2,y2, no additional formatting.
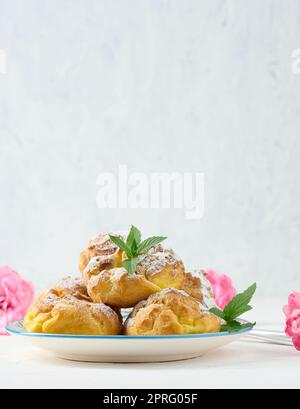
79,233,125,273
81,237,213,308
80,233,216,312
135,245,186,290
135,246,214,304
180,272,202,301
84,262,161,308
82,254,121,283
124,288,221,336
53,275,122,320
24,290,121,335
195,269,216,309
180,270,216,308
51,276,91,301
80,237,165,308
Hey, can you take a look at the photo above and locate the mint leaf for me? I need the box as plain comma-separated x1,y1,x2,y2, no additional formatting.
126,225,141,255
132,225,142,246
223,283,257,321
221,321,256,333
228,305,253,319
210,283,257,333
123,257,141,275
137,236,167,254
110,227,167,275
109,235,133,258
209,307,226,320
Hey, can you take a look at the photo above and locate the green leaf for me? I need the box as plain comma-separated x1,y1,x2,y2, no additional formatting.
126,225,142,255
223,283,257,321
123,257,141,275
137,236,167,254
110,227,167,275
210,307,226,320
229,305,253,320
109,235,133,258
210,283,257,334
221,321,256,333
133,225,142,246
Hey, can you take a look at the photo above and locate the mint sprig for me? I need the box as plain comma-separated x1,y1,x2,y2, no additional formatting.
210,283,257,333
110,226,167,274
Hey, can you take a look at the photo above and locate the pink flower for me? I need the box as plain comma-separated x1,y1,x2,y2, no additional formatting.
293,336,300,351
0,266,34,335
283,292,300,317
206,269,237,310
283,291,300,351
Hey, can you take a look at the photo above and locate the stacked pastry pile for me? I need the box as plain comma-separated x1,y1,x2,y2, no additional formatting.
24,232,221,336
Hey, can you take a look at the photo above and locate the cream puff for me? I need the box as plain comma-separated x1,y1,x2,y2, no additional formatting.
84,261,161,308
135,245,186,290
124,288,221,336
79,233,125,273
180,269,216,308
24,292,121,335
51,276,91,301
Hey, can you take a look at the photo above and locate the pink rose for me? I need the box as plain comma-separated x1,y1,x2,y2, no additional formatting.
293,336,300,351
283,291,300,351
283,292,300,317
0,266,34,335
206,268,237,310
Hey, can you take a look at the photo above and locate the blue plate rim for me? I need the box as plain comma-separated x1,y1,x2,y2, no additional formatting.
5,319,253,340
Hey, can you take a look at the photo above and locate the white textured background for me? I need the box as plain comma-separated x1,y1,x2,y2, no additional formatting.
0,0,300,295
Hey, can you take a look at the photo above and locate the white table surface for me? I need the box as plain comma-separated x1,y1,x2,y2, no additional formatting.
1,298,299,389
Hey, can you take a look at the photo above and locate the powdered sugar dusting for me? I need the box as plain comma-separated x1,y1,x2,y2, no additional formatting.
137,247,183,277
194,269,216,309
88,232,126,255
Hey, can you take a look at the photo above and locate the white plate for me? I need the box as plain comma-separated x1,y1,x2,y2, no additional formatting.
6,320,252,363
